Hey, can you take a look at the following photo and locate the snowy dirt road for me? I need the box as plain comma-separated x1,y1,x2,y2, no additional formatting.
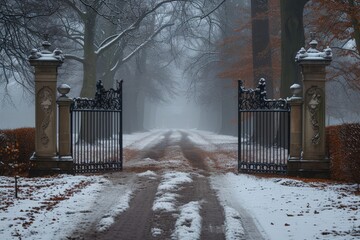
77,130,261,240
2,129,359,240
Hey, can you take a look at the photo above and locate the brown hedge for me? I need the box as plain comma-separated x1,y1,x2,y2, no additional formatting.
327,123,360,183
0,128,35,176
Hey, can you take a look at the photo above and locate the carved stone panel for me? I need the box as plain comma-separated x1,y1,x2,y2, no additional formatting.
39,87,53,147
306,86,322,145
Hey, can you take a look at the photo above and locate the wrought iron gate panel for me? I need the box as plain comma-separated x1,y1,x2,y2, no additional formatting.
71,80,123,173
238,79,290,173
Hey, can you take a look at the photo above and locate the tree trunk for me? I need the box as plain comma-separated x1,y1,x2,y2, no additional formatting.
251,0,276,143
80,9,98,98
251,0,273,97
77,9,98,143
219,0,238,136
348,0,360,54
220,79,237,136
280,0,309,98
133,50,148,132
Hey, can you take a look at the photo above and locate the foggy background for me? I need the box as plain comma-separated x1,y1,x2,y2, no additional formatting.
0,0,359,133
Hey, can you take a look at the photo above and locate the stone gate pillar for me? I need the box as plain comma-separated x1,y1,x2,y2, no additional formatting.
57,84,73,159
287,84,303,164
291,36,332,178
28,41,70,176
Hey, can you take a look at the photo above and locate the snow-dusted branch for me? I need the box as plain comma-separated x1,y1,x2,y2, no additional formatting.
62,0,86,20
122,23,174,64
200,0,226,20
95,23,137,56
95,0,184,56
64,54,84,63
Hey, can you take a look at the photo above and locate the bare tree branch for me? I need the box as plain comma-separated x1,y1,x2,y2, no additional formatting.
122,23,174,64
200,0,227,20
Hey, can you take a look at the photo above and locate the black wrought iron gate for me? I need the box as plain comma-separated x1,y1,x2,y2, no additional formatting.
238,78,290,173
71,80,123,173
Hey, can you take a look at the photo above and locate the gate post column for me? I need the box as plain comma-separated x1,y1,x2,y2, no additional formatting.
57,84,73,165
28,40,71,176
293,35,332,178
287,84,303,175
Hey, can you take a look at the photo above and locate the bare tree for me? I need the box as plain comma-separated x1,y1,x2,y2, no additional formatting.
0,0,58,99
183,0,249,134
56,0,210,97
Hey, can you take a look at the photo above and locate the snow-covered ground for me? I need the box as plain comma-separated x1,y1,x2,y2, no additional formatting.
1,129,359,240
0,175,105,239
211,173,360,240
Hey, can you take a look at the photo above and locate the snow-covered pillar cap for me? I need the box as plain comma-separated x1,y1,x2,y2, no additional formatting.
295,33,332,63
28,39,64,64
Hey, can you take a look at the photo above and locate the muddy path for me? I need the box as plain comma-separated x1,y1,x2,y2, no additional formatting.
81,176,162,240
71,130,264,240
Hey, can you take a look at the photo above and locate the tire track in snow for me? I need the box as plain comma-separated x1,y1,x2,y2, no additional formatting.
185,130,238,170
124,130,173,169
178,132,227,239
83,174,161,240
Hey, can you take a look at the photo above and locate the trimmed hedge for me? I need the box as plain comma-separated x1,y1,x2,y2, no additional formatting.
327,123,360,183
0,128,35,176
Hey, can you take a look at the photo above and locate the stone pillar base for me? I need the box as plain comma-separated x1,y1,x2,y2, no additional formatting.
287,158,330,178
29,154,74,177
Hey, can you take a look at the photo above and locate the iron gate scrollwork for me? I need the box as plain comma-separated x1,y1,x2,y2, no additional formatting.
71,80,123,173
238,78,290,173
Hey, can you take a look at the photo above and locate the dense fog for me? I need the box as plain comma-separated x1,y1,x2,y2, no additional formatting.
0,0,359,133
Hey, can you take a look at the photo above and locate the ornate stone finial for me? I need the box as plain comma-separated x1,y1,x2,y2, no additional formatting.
308,33,319,54
323,46,332,60
309,32,318,51
257,78,267,99
29,39,64,63
57,84,71,98
295,32,332,62
290,84,302,99
29,48,41,59
53,48,65,62
41,34,52,54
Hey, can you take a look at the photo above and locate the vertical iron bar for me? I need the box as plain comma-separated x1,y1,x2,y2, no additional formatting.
70,109,73,172
255,111,258,171
97,110,100,170
94,110,96,172
249,112,252,172
282,111,285,169
278,111,280,170
238,80,241,172
266,110,269,170
77,111,80,172
83,111,85,172
282,111,284,171
287,108,290,172
276,110,278,172
262,111,265,169
87,111,89,172
283,111,286,168
246,112,248,171
105,111,108,170
120,80,123,170
84,111,88,171
98,110,100,171
76,111,79,172
281,111,284,171
97,112,102,172
73,111,76,172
